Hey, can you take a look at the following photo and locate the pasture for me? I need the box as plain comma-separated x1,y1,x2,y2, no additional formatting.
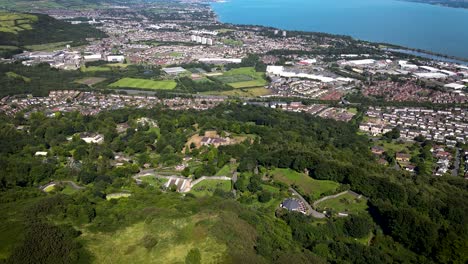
80,66,111,73
109,78,177,90
271,168,339,200
25,41,71,51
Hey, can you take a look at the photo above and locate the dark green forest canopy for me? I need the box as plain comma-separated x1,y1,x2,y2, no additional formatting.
0,105,466,263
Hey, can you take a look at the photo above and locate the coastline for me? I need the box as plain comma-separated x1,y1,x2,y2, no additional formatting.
209,0,468,63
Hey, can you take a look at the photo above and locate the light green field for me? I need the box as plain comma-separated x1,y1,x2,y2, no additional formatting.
61,184,79,195
43,184,56,193
228,80,267,88
106,193,132,200
315,192,368,215
140,176,168,187
25,41,71,51
216,67,268,89
6,72,30,82
106,63,129,68
80,66,111,72
0,13,37,34
271,168,339,200
110,78,177,90
190,180,231,197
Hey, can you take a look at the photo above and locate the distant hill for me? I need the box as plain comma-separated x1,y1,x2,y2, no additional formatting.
406,0,468,8
0,12,106,51
0,0,114,10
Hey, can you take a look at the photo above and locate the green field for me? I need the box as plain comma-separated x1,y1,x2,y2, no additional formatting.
0,13,37,34
80,66,111,73
24,41,71,51
109,78,177,90
140,176,168,188
189,180,231,197
315,192,368,215
215,67,268,89
271,168,339,200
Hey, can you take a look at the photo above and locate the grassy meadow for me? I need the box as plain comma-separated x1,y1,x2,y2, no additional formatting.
109,78,177,90
315,192,368,215
271,168,339,200
215,67,268,89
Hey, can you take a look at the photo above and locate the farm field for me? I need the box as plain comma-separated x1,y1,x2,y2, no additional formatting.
315,192,368,215
215,67,267,89
271,168,339,200
106,193,132,200
0,13,37,34
76,77,106,86
109,78,177,90
189,180,231,197
24,41,71,51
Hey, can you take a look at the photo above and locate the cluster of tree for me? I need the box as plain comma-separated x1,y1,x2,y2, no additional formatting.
0,104,466,263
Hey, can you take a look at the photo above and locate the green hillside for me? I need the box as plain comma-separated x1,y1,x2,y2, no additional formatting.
0,12,106,50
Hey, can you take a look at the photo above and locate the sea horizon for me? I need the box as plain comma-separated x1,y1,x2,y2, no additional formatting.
211,0,468,60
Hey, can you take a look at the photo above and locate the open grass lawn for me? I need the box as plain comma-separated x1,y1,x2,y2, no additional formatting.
25,41,71,51
315,192,368,215
377,140,419,156
140,176,168,188
271,168,339,200
109,78,177,90
215,165,232,176
80,193,262,263
61,184,78,195
75,77,107,86
106,63,129,68
215,67,268,89
81,215,228,263
80,66,111,73
106,193,132,200
190,180,231,197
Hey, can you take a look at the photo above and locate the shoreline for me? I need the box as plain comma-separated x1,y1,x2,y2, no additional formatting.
208,1,468,64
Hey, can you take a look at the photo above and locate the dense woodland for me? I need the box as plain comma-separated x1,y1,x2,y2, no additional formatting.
0,104,466,263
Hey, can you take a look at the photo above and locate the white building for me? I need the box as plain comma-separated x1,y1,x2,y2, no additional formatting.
107,55,125,63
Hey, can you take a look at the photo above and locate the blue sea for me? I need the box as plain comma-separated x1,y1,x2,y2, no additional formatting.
211,0,468,59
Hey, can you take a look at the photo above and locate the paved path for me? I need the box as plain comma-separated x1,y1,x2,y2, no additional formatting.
39,181,85,192
289,188,326,219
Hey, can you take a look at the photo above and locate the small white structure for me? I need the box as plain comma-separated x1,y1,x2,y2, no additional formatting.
35,151,48,156
83,54,102,61
81,134,104,144
107,55,125,63
444,83,466,90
